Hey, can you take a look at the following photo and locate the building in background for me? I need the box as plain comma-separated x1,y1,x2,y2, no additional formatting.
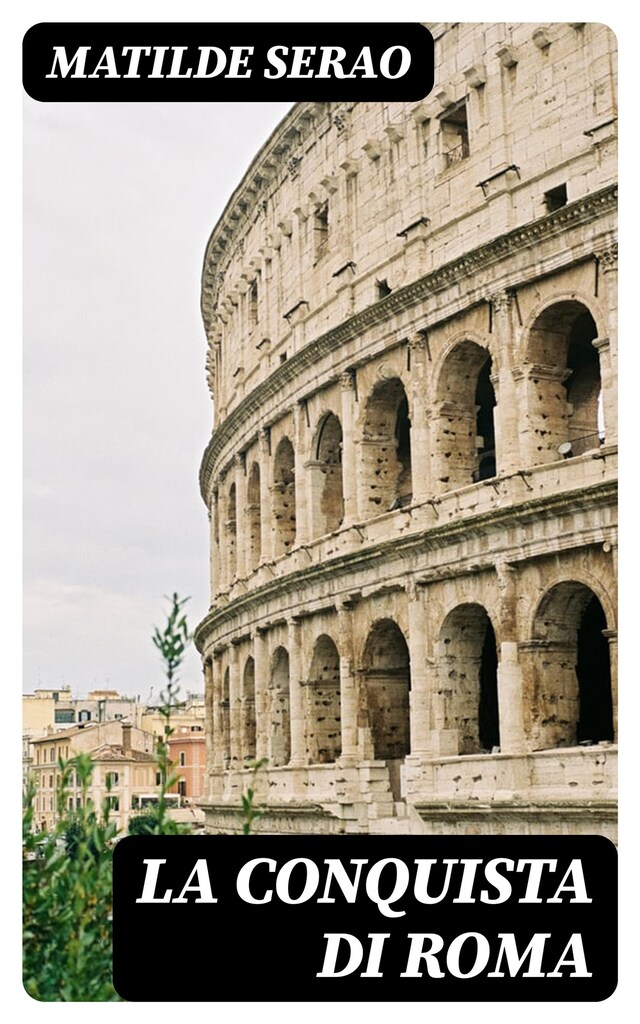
24,689,207,830
196,23,617,838
29,720,157,833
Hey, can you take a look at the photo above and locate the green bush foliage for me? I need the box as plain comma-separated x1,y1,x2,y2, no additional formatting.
23,755,120,1001
23,593,193,1000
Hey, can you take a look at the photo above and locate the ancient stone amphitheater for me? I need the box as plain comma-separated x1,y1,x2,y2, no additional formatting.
195,22,617,838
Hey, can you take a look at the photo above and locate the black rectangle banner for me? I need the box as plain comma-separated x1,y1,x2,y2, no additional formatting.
23,23,434,102
113,834,617,1001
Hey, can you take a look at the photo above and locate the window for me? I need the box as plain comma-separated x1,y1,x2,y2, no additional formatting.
106,796,119,811
106,771,119,788
440,100,469,168
179,751,186,767
49,747,55,763
376,279,392,299
78,710,91,722
54,709,74,724
178,780,187,798
544,183,567,213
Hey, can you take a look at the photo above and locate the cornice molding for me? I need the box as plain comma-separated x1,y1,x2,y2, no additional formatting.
194,478,617,651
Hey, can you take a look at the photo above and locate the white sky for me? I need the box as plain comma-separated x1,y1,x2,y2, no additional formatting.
23,99,291,697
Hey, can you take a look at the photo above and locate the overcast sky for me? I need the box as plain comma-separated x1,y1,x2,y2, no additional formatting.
23,99,292,698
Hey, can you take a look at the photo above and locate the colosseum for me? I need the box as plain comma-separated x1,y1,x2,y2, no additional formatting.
194,22,617,839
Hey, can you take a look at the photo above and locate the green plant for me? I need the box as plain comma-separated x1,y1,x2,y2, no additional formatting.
240,758,268,835
151,592,192,834
22,592,196,1000
23,754,120,1001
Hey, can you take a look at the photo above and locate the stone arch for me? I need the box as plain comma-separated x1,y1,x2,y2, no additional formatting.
360,619,411,760
434,603,499,755
431,339,496,492
305,634,341,764
242,656,256,762
309,412,344,537
226,481,237,580
269,646,291,766
360,378,412,516
523,300,602,462
247,462,261,570
272,437,296,556
221,666,231,769
526,581,614,749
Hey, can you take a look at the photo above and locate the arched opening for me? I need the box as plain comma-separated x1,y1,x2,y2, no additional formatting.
226,482,237,580
273,438,296,556
525,302,601,462
221,667,231,769
360,378,412,515
529,582,613,748
360,619,411,760
305,634,341,763
312,413,344,535
270,646,291,766
432,341,496,492
243,656,256,762
434,604,499,755
247,462,261,570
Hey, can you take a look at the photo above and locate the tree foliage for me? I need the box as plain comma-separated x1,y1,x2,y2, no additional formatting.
23,593,193,999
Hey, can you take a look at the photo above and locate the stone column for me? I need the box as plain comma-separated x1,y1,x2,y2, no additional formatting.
209,485,221,598
496,562,526,754
488,291,521,475
211,652,225,772
603,629,618,743
253,629,270,762
293,403,309,546
203,658,214,784
337,601,358,764
234,454,247,578
228,643,241,769
258,428,274,562
512,364,571,467
287,618,306,766
594,243,617,447
406,579,432,757
339,370,358,525
408,334,432,502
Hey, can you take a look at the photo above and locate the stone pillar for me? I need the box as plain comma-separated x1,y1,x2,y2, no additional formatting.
293,403,309,546
597,246,617,447
603,629,618,743
511,364,571,467
339,370,358,524
337,601,358,764
258,428,274,562
288,618,306,766
211,652,225,772
254,630,270,761
305,459,326,540
496,562,526,754
209,486,221,598
234,454,247,578
406,579,432,757
228,643,241,769
488,292,521,475
203,658,214,782
408,334,432,502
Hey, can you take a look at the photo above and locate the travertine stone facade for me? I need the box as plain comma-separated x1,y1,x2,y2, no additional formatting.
195,23,617,838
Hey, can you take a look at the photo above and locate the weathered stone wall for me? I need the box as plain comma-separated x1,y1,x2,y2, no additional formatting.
197,22,617,837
